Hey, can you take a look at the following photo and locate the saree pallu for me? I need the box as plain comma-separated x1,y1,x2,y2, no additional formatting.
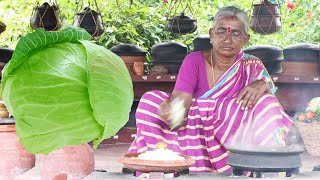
128,53,293,173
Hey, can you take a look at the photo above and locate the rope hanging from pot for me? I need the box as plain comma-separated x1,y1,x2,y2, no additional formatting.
74,0,104,37
165,0,197,34
250,0,282,35
30,0,61,31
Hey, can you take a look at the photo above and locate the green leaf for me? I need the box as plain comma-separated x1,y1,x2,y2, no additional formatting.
1,27,133,154
1,26,92,88
81,40,133,147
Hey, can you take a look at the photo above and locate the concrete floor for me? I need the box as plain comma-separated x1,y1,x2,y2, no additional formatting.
16,143,320,179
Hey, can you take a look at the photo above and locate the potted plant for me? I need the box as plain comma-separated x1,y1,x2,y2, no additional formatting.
294,97,320,157
0,26,133,179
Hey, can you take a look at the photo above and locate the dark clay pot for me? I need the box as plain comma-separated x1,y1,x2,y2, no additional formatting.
166,13,197,34
74,7,104,37
151,42,187,62
110,44,147,56
30,2,61,31
243,45,283,62
0,48,14,63
0,21,6,34
250,0,281,34
193,36,212,52
283,43,319,63
262,60,283,74
244,45,283,74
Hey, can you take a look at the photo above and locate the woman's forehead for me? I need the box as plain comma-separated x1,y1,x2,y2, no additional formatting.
214,16,245,30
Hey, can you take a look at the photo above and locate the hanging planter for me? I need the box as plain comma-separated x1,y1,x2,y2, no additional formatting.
165,0,197,34
0,21,6,34
73,0,104,37
250,0,281,35
30,0,61,31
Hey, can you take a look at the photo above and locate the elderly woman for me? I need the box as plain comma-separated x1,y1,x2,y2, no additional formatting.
128,6,293,173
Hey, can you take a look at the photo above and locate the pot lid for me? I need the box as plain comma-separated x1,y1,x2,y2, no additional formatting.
244,44,283,52
284,43,319,51
110,44,147,56
226,145,304,155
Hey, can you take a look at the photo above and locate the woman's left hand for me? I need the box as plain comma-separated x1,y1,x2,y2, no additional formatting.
236,80,271,110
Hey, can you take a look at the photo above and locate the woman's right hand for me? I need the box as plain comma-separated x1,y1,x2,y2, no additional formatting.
158,99,171,125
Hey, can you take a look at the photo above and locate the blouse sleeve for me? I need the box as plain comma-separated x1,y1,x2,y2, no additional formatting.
173,53,199,95
252,58,278,94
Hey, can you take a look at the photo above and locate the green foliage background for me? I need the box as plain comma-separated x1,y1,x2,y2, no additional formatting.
0,0,319,53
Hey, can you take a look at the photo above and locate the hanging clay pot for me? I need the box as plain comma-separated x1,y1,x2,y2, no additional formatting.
250,0,281,35
39,143,95,179
30,2,61,31
0,122,36,179
0,21,6,34
166,13,197,34
74,7,104,37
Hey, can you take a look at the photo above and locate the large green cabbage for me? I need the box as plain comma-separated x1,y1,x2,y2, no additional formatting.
1,27,133,154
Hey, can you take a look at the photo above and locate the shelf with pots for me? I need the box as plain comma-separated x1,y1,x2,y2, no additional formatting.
130,74,320,84
129,59,320,113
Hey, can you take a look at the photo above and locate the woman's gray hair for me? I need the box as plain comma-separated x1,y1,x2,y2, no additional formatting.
212,6,250,35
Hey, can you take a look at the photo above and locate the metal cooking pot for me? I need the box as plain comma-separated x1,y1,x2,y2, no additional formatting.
226,146,303,174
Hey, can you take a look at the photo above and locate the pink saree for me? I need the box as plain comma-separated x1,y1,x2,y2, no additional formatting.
128,52,293,173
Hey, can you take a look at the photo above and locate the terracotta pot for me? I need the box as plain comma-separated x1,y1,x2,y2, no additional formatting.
110,44,147,73
39,143,94,180
119,55,146,73
0,124,36,179
133,62,144,75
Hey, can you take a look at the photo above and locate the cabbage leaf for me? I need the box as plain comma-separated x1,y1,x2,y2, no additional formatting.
1,27,133,154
